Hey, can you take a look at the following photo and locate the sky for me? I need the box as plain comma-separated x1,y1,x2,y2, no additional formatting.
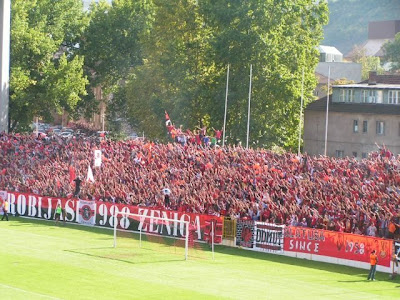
83,0,112,10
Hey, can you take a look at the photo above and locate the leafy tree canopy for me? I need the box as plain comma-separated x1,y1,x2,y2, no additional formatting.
10,0,89,132
80,0,155,91
121,0,328,149
383,32,400,73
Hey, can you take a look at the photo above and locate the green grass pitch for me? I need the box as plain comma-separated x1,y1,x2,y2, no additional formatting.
1,217,399,300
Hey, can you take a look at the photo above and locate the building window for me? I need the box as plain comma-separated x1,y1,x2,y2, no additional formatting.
376,121,385,135
353,120,358,133
362,152,367,159
388,90,400,104
362,90,377,103
363,120,368,133
352,152,357,158
339,89,354,102
335,150,344,158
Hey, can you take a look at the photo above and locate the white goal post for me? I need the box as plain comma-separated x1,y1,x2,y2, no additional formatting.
113,212,190,260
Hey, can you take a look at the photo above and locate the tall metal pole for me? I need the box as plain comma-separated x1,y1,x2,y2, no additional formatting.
297,67,305,156
222,64,230,147
246,64,252,149
35,116,39,137
0,0,11,133
324,66,331,156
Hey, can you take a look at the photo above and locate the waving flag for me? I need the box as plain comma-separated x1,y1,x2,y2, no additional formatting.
87,165,95,183
69,166,76,183
165,111,172,126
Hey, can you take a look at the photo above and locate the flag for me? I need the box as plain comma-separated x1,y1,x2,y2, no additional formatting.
165,111,172,126
78,200,96,226
87,165,95,183
69,166,76,183
94,150,102,167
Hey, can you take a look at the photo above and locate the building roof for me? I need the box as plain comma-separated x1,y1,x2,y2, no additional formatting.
306,97,400,115
368,20,400,40
318,45,342,55
315,72,330,84
333,83,400,90
316,62,362,82
361,39,392,57
360,73,400,85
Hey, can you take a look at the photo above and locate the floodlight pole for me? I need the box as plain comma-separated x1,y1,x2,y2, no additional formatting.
222,64,230,147
324,66,331,156
246,64,252,149
0,0,11,133
297,67,305,156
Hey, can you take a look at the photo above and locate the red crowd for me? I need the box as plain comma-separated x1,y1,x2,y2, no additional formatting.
0,132,400,238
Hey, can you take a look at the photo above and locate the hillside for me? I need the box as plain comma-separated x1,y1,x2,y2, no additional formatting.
323,0,400,55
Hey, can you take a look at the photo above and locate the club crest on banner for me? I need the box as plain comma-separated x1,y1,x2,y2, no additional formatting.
78,200,96,226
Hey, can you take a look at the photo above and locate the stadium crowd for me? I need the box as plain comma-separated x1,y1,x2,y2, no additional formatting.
0,130,400,238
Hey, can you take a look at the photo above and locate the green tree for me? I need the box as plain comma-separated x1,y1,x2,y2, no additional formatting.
79,0,155,131
383,32,400,72
81,0,154,89
10,0,89,132
122,0,328,149
203,0,328,149
122,0,212,139
348,45,384,80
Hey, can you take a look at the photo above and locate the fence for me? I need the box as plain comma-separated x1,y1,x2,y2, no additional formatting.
223,217,236,239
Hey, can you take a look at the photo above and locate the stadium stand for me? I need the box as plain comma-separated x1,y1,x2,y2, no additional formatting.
0,131,399,238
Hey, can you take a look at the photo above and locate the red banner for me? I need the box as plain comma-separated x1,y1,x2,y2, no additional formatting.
4,191,223,243
284,226,393,267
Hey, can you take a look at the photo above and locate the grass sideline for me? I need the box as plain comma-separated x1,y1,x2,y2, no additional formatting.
1,217,399,299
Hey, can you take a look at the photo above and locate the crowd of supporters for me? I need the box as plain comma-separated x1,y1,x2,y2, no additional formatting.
0,131,400,238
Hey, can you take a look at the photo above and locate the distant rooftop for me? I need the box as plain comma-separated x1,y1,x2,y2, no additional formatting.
361,72,400,85
318,45,342,55
346,20,400,58
306,97,400,115
332,83,400,90
316,62,361,82
368,20,400,40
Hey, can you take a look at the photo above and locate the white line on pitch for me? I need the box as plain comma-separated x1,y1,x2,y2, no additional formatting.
0,283,61,300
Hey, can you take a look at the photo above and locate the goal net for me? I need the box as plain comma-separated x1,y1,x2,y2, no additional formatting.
113,212,215,261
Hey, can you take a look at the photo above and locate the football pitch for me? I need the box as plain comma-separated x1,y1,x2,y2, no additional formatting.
1,218,399,300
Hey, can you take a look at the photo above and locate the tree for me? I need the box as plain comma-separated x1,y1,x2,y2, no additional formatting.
10,0,89,132
348,45,384,80
79,0,155,131
383,32,400,73
203,0,329,149
121,0,212,139
80,0,154,89
122,0,328,149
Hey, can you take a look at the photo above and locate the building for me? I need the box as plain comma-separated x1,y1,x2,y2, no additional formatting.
346,20,400,59
314,46,361,99
318,45,343,62
304,72,400,158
